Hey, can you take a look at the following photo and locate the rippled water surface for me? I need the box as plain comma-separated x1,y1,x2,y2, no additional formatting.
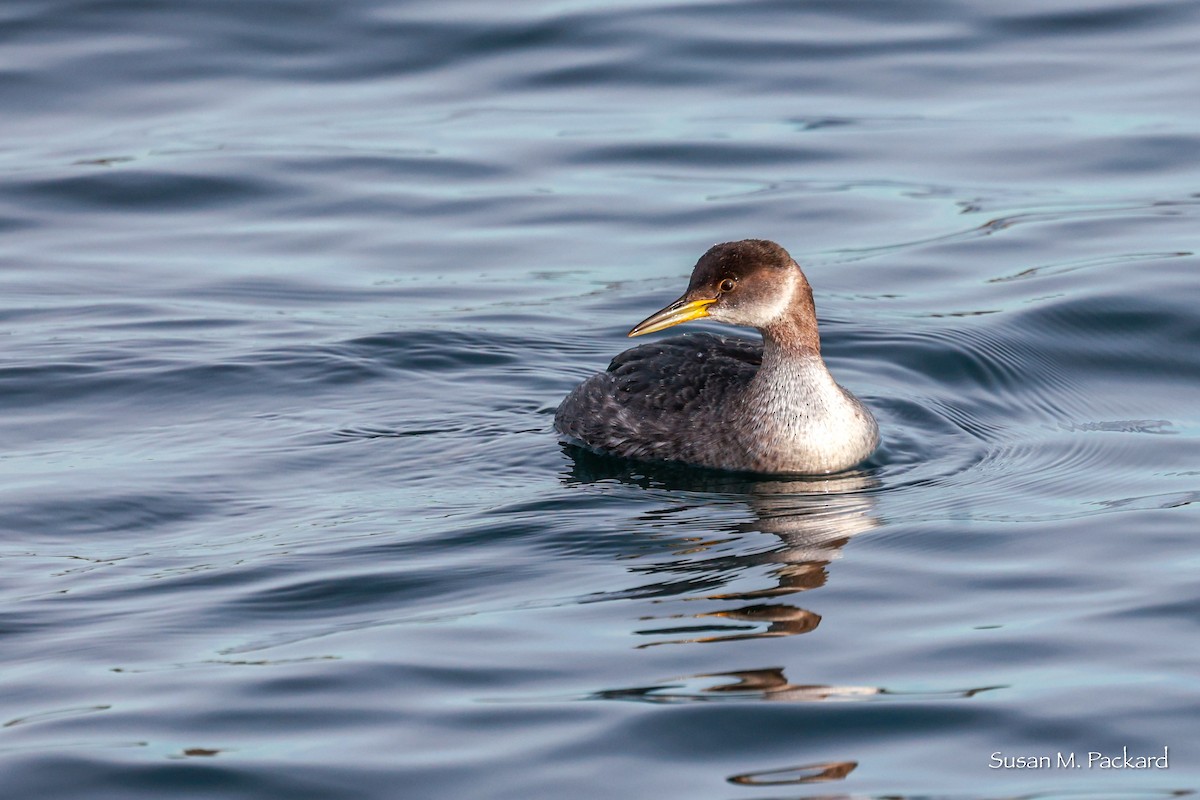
3,1,1199,798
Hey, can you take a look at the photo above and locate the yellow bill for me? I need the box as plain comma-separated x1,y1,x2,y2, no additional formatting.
628,297,717,337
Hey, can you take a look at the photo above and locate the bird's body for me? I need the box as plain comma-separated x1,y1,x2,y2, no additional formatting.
554,240,879,475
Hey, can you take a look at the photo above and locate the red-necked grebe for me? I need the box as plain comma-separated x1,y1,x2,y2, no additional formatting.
555,239,878,474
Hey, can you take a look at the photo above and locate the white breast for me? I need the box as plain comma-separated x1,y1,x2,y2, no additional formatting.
743,356,879,474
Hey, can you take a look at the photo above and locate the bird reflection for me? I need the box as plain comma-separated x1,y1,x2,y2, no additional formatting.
591,665,1000,704
561,444,880,647
728,759,858,786
562,447,1004,793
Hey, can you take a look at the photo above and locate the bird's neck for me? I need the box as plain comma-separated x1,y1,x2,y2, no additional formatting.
760,282,822,362
745,294,878,474
753,298,839,414
750,281,846,413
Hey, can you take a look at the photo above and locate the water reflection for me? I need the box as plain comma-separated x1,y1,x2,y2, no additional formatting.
563,448,1000,793
564,451,1000,699
729,759,857,786
731,791,1199,800
590,666,999,705
562,445,879,646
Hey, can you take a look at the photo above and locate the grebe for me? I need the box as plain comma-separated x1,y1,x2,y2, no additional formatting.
554,239,878,474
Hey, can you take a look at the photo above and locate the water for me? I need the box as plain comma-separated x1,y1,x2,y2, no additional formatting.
2,1,1198,797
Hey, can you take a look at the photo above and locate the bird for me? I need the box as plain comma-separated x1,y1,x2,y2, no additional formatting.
554,239,879,474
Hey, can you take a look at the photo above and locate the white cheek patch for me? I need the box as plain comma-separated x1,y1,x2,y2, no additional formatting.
708,267,796,327
761,268,798,324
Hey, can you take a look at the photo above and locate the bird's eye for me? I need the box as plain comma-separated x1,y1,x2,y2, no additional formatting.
719,278,736,293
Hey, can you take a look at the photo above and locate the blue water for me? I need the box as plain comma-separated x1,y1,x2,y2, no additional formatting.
2,1,1198,798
